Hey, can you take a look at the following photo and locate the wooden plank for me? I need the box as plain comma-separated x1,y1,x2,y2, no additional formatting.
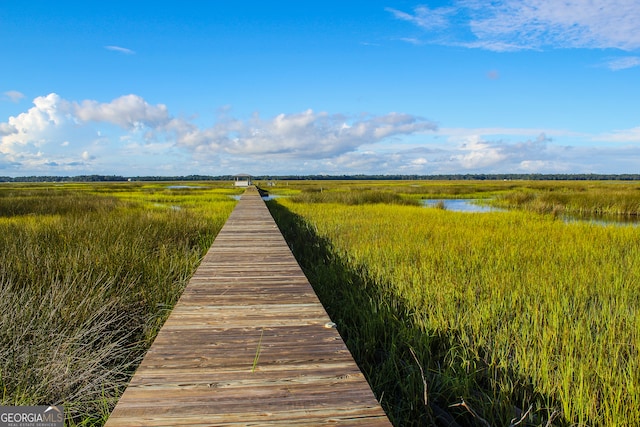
105,187,391,426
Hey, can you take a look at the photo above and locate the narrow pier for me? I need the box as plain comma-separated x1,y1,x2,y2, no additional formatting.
105,187,391,426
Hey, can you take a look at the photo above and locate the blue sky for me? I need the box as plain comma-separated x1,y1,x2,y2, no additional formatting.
1,0,639,176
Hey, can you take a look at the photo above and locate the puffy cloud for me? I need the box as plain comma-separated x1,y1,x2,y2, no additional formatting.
390,0,640,51
245,131,566,175
176,110,437,158
0,93,438,175
232,131,564,175
452,136,508,169
519,160,553,171
0,93,71,153
3,93,636,176
0,150,20,170
319,131,640,175
0,122,17,136
73,95,170,130
0,93,180,177
217,131,640,175
19,93,69,128
399,132,555,172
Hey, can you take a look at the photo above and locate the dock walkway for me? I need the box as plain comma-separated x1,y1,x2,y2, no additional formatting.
105,187,391,426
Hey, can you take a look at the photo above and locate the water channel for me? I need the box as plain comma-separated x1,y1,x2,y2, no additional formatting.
228,190,637,226
420,199,502,213
166,185,205,189
421,198,639,226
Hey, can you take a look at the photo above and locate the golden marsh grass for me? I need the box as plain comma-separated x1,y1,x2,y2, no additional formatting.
0,182,239,425
266,180,640,426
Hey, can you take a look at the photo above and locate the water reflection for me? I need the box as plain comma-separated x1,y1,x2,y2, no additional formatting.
562,213,639,227
166,185,203,189
421,199,502,213
421,199,638,226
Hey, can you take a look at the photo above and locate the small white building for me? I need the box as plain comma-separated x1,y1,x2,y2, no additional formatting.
233,174,252,187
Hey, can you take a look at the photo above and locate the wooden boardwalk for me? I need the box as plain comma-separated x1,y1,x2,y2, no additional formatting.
105,187,391,426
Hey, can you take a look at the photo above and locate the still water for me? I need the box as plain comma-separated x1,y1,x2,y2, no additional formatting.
420,199,501,213
421,198,639,226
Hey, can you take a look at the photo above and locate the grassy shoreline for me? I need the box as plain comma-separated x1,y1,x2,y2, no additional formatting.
0,182,238,425
265,180,640,426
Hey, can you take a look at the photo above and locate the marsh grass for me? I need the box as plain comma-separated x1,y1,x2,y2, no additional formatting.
267,180,640,426
291,188,419,206
487,182,640,218
0,182,237,425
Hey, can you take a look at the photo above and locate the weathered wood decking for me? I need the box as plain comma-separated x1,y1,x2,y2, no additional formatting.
105,187,391,426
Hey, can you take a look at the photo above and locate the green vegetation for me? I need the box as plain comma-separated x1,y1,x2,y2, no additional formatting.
266,180,640,426
290,187,419,206
489,181,640,219
3,179,639,426
0,182,238,425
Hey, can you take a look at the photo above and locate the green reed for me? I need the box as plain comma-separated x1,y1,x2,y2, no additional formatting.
267,181,640,426
485,181,640,218
0,182,237,425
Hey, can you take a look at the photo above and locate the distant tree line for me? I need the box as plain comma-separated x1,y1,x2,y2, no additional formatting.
257,173,640,181
1,173,640,183
0,175,230,183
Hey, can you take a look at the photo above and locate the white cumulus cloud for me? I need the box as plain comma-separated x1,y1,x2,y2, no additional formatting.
0,93,71,153
0,93,437,175
176,110,437,158
452,136,507,169
73,95,171,130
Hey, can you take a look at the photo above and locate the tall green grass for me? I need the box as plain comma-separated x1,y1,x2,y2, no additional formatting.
291,188,419,206
0,183,237,425
492,184,640,218
268,182,640,426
